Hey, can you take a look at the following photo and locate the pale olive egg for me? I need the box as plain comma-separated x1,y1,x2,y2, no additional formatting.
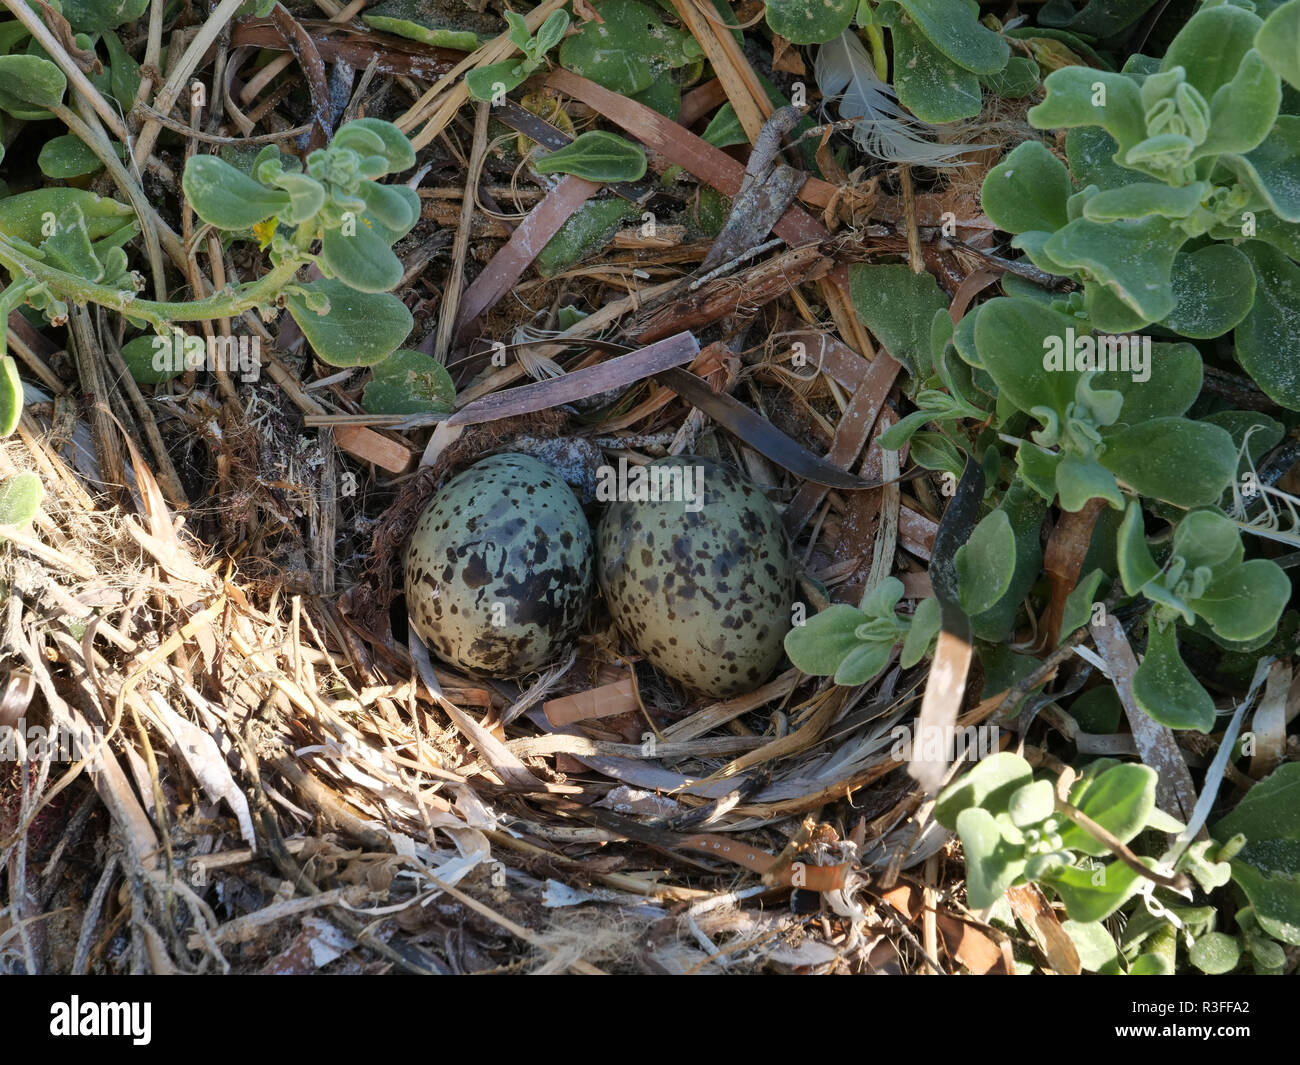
404,453,593,677
596,456,794,697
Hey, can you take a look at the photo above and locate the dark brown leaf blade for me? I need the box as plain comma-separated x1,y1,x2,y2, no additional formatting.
654,367,884,490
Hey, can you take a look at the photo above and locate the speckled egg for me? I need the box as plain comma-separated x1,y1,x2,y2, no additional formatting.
595,456,794,698
404,453,593,678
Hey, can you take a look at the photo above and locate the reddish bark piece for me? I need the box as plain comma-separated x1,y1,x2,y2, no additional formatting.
230,18,461,79
783,348,902,536
333,425,412,474
450,174,601,342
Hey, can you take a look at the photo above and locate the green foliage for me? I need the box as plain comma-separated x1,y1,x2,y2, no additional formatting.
0,471,42,531
361,0,500,50
558,0,701,95
783,577,940,686
937,753,1162,916
466,9,570,101
532,130,647,182
362,348,456,415
764,0,856,45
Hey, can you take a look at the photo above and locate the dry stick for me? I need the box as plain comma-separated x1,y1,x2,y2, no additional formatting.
134,0,166,111
671,0,765,142
432,101,492,361
899,165,924,274
99,323,189,507
66,307,127,501
135,104,312,144
132,0,248,168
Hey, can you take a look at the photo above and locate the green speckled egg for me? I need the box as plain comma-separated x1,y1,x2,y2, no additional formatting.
404,453,593,678
596,456,794,698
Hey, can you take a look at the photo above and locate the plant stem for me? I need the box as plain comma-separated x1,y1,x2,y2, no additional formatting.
0,236,308,329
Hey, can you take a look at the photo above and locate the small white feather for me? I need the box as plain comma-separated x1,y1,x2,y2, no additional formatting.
814,30,987,167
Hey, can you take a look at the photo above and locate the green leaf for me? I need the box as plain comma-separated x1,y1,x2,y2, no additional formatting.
955,508,1016,615
0,355,23,438
1189,931,1241,973
833,639,894,686
535,198,638,277
980,140,1072,236
1160,244,1256,340
1061,764,1157,855
1236,241,1300,409
888,0,1010,75
1133,619,1216,732
974,297,1079,418
784,604,866,676
1029,68,1146,158
900,597,941,668
0,188,133,248
0,472,42,530
1100,417,1237,507
1045,860,1146,922
286,280,413,367
1161,3,1262,99
848,263,949,378
319,217,403,294
360,0,497,50
182,155,288,230
1171,508,1242,574
1116,500,1158,596
61,0,149,33
907,431,964,476
1258,0,1300,91
957,807,1028,909
532,9,571,56
558,0,692,94
935,751,1034,829
1215,763,1300,844
890,18,983,124
0,54,66,115
1198,51,1281,158
1066,126,1143,192
1188,559,1290,643
982,56,1040,99
1062,920,1119,973
1043,215,1186,325
332,118,416,174
1221,116,1300,223
1096,341,1202,423
1009,780,1056,827
356,181,419,235
38,134,121,179
1229,840,1300,945
533,130,647,183
362,348,455,415
1080,182,1208,222
763,0,855,44
465,61,529,102
119,333,183,385
1056,454,1123,512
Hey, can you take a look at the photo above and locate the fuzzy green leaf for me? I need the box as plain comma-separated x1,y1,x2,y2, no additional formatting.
848,263,949,378
1236,241,1300,409
362,348,455,415
533,130,647,183
1133,619,1216,732
888,0,1010,75
0,471,42,530
182,155,289,230
763,0,855,45
955,508,1017,615
1258,0,1300,91
980,140,1072,236
0,355,22,438
287,280,413,367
